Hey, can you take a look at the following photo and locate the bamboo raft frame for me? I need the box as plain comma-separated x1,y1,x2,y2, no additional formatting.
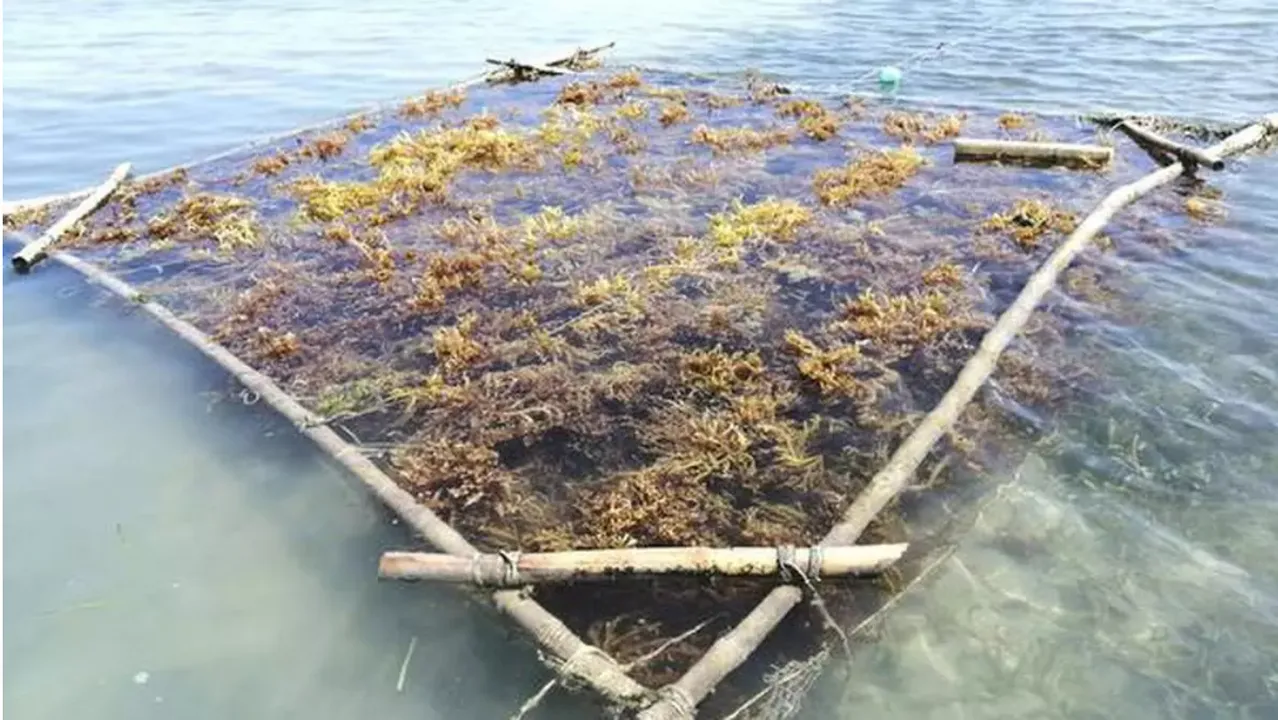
6,48,1276,716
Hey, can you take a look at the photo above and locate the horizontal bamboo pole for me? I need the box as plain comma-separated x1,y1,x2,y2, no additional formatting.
11,163,131,273
379,544,909,586
637,110,1278,720
1116,120,1226,171
952,138,1113,166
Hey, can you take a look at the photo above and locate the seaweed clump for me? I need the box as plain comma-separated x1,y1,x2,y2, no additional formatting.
882,111,965,144
556,70,644,106
147,193,261,252
778,99,841,140
691,125,792,154
708,198,812,251
3,204,50,231
400,88,466,118
982,198,1078,249
812,147,923,206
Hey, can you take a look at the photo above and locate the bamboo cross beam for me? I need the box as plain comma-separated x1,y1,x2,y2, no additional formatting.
635,110,1278,720
484,42,616,83
1115,120,1226,171
952,138,1113,167
379,544,909,587
485,58,573,78
548,42,617,68
11,162,131,273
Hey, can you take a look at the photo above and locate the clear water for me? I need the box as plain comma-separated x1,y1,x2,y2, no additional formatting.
4,1,1277,718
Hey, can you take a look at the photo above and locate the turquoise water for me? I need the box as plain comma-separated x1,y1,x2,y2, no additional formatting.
5,1,1278,718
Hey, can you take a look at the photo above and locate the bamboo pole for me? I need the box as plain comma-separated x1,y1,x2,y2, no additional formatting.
1115,120,1226,171
10,163,131,273
379,544,909,586
486,58,574,78
636,111,1278,720
952,138,1113,167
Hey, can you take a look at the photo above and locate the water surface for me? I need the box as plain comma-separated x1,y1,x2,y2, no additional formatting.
5,1,1278,718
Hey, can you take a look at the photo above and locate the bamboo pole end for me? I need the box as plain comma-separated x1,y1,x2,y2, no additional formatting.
12,254,38,274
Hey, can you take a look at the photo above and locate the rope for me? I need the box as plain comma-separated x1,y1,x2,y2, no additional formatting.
779,554,852,661
805,545,824,581
555,644,615,689
775,545,797,583
498,550,523,587
655,685,696,719
776,545,824,583
467,551,525,587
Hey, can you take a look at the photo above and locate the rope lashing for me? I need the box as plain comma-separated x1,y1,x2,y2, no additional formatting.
469,551,525,587
776,545,797,583
654,685,696,718
498,550,523,587
775,545,824,584
553,644,618,690
776,545,850,660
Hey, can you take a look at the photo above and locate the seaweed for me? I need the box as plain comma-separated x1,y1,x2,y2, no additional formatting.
882,111,965,144
48,69,1167,709
982,198,1078,250
691,125,792,153
399,88,466,118
812,147,923,206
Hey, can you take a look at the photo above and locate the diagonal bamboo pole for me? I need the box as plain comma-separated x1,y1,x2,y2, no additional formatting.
11,163,131,273
1115,120,1226,171
636,111,1278,720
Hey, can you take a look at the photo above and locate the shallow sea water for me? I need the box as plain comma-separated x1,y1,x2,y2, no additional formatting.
4,1,1278,718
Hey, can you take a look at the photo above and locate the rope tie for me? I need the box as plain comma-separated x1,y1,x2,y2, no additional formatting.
655,685,696,718
806,545,824,581
470,552,486,587
498,550,522,587
779,547,852,661
776,545,797,584
553,644,615,690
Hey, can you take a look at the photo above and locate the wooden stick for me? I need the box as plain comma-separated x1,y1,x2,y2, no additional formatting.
952,138,1113,167
18,248,649,707
1115,120,1226,171
485,58,572,77
378,545,909,586
636,111,1278,720
484,42,616,83
548,42,617,67
11,163,131,273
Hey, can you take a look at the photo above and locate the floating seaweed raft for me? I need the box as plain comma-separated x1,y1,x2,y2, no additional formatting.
6,45,1276,718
